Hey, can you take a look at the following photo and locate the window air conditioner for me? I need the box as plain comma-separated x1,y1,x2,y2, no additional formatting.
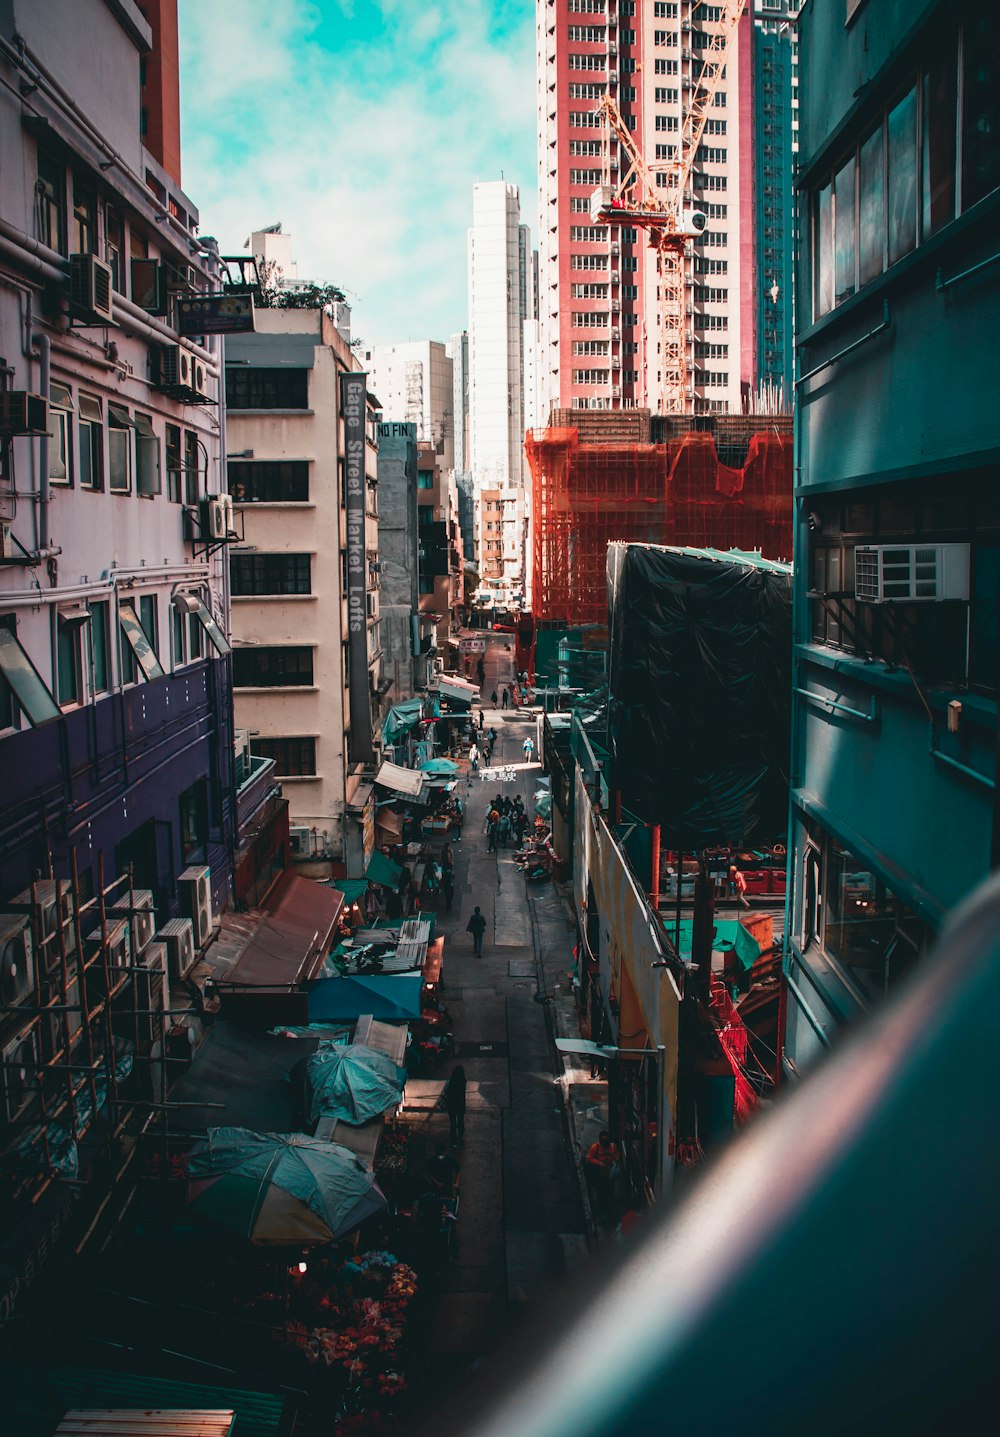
109,889,157,956
611,385,622,398
289,825,315,859
69,253,115,325
10,881,76,963
1,1026,38,1124
202,495,228,541
611,326,620,340
178,865,214,949
0,915,34,1008
157,918,196,980
159,343,194,390
83,918,131,1005
0,392,48,435
133,940,168,1047
44,972,84,1056
854,544,970,603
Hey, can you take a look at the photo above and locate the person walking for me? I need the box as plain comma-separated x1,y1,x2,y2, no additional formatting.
501,687,509,709
468,742,479,773
585,1130,621,1221
491,689,498,707
522,735,535,761
487,813,499,853
477,709,485,732
443,1065,467,1146
498,811,511,849
441,868,455,911
466,906,487,956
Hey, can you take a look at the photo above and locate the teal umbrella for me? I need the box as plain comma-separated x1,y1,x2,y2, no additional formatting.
305,1042,406,1126
186,1127,385,1246
418,757,460,775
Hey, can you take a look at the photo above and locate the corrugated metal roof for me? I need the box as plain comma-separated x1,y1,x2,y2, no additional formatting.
55,1413,234,1437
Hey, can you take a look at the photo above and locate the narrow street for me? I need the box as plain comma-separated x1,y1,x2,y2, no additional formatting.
408,636,589,1380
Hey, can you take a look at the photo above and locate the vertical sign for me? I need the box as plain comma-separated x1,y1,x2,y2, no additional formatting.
342,371,374,763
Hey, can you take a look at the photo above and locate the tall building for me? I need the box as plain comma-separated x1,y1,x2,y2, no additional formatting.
784,0,1000,1078
754,1,798,404
536,0,756,417
0,0,234,1314
447,330,470,475
365,340,454,472
467,181,530,598
226,308,383,879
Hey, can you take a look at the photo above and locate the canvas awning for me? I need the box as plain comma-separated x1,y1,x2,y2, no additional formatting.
374,760,426,798
436,676,480,704
382,698,424,746
375,808,404,840
673,919,762,972
308,973,423,1023
228,874,343,995
365,850,403,888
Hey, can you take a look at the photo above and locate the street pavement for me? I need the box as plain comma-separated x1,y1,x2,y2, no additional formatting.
409,634,592,1372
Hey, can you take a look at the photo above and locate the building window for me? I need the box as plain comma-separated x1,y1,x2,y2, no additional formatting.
834,153,857,304
887,87,918,265
105,206,124,292
252,737,317,777
225,367,309,410
89,600,110,693
166,424,183,503
56,614,84,707
119,602,164,685
108,405,133,493
135,414,161,496
78,394,104,490
859,125,886,285
179,778,209,863
48,384,73,486
185,431,201,505
72,174,97,254
139,594,159,659
0,616,60,728
823,837,926,1004
228,460,309,503
961,10,1000,210
233,646,314,687
36,150,65,254
230,553,312,596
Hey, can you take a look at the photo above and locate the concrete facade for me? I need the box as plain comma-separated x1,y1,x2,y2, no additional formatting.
0,0,232,917
375,421,422,700
785,0,1000,1078
226,310,382,874
536,0,757,416
365,339,454,473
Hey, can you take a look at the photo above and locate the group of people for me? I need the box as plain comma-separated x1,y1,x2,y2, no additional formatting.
485,793,529,853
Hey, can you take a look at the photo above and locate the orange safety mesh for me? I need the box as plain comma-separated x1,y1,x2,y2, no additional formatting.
527,422,794,626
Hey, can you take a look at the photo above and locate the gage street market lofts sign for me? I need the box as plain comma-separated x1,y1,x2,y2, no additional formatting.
342,371,374,763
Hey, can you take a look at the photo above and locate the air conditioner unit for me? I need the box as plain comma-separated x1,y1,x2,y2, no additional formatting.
611,326,620,341
191,356,212,400
69,253,115,325
854,544,970,603
109,889,156,956
289,825,314,859
611,384,622,398
1,1025,38,1124
157,918,196,980
133,940,168,1047
0,915,34,1009
611,299,621,313
608,41,617,56
159,343,195,391
202,495,227,541
610,242,620,257
612,356,621,370
0,391,48,436
84,917,131,1005
433,656,445,674
218,491,234,534
178,865,213,948
9,882,75,965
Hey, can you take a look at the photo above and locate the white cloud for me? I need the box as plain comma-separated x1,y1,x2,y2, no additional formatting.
178,0,536,348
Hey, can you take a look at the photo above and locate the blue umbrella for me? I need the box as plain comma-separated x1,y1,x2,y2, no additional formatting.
305,1042,406,1126
418,757,460,775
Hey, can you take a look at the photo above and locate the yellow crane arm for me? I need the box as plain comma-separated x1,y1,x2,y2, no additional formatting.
597,93,668,217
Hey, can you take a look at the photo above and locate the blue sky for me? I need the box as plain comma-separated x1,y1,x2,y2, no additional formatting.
177,0,537,348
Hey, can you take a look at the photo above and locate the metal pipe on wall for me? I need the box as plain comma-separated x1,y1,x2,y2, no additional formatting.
36,332,50,553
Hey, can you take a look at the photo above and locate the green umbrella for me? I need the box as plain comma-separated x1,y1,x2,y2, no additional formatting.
186,1127,385,1246
305,1042,406,1126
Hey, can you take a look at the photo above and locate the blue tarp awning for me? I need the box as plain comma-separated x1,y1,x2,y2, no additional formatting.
382,698,423,746
673,920,761,972
418,757,459,775
308,974,423,1023
334,879,369,905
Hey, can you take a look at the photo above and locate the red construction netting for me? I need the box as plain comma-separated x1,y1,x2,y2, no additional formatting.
526,423,793,626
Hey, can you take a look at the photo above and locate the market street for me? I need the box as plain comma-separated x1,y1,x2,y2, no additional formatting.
406,637,589,1386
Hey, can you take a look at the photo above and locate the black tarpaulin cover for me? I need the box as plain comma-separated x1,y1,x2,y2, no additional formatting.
607,544,792,849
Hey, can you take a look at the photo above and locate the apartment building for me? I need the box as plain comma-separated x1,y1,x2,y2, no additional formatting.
0,0,236,1322
417,441,464,654
536,0,756,416
226,310,383,876
365,340,454,472
785,0,999,1077
754,1,799,403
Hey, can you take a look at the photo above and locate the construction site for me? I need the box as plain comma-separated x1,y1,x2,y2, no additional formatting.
527,409,794,628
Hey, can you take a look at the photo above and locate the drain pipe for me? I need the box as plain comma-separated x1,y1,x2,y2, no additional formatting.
36,331,51,553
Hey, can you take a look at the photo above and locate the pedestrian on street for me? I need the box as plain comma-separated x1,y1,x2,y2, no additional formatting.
487,815,499,852
502,687,510,709
491,689,498,707
523,735,535,761
469,742,479,773
585,1130,621,1220
466,906,487,956
443,1065,467,1145
442,842,454,875
477,709,485,732
441,868,455,910
498,812,511,848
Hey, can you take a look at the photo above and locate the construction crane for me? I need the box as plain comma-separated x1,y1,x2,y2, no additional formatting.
591,0,748,415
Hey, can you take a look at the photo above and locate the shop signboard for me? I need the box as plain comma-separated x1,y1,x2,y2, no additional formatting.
176,292,256,335
342,371,374,763
460,637,486,654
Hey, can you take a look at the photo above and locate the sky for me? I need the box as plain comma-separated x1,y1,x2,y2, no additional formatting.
177,0,537,350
